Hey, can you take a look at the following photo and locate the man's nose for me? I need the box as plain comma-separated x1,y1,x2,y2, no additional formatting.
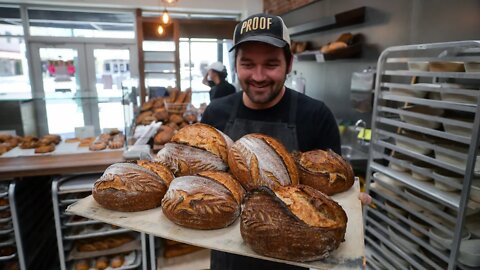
251,66,266,81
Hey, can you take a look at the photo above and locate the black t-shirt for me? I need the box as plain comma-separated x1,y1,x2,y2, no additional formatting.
209,80,236,100
201,88,341,154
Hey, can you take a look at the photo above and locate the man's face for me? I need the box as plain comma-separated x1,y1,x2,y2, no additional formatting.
236,42,290,105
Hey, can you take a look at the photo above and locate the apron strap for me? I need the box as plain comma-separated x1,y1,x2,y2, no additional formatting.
227,93,242,124
288,89,298,128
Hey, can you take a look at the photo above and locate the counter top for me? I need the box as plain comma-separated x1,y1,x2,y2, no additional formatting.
0,150,124,179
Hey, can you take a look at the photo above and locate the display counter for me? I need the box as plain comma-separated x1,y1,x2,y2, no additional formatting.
0,150,124,180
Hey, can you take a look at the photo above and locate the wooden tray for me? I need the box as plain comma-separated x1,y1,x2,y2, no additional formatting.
67,181,364,269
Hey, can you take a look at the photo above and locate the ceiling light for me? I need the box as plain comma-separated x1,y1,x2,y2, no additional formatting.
162,9,170,24
157,25,165,35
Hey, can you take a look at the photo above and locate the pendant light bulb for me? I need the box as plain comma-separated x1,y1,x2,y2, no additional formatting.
157,25,165,35
162,9,170,24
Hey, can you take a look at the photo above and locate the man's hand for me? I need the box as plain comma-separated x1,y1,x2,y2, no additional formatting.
358,192,372,205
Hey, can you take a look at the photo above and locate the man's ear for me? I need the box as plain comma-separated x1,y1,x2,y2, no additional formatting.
287,54,294,74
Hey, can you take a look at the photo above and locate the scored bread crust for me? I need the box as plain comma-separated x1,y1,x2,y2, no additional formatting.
240,185,347,262
197,171,245,205
156,143,228,176
295,149,354,195
135,160,175,186
93,163,169,212
228,133,299,191
161,172,243,229
170,123,233,162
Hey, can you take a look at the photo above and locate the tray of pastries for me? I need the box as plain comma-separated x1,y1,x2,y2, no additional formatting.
71,250,139,270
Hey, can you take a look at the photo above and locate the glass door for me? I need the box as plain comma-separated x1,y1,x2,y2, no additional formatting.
30,43,87,136
30,43,136,137
85,44,137,134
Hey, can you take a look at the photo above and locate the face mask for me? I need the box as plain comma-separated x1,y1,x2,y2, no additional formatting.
208,80,216,87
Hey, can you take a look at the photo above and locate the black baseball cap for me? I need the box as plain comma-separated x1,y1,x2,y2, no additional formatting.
230,13,291,52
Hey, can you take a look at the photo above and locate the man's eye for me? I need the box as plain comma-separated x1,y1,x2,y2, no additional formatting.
241,63,253,68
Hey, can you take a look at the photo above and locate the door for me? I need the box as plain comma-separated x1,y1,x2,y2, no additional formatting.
30,43,136,137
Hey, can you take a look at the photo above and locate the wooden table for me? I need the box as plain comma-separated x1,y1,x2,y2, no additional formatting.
0,150,124,179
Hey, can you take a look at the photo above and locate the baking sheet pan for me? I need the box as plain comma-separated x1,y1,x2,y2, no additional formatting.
67,181,364,269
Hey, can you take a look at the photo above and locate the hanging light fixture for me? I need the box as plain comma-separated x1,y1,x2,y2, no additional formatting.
157,25,165,35
157,0,178,35
161,8,170,24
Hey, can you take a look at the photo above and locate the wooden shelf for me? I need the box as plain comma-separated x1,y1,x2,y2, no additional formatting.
289,7,365,37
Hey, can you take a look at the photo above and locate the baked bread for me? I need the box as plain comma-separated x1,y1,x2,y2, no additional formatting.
241,185,347,262
294,149,354,195
74,260,89,270
164,243,203,258
35,143,55,154
89,141,107,151
162,171,245,229
110,255,124,268
154,126,175,145
135,160,174,186
93,163,169,211
156,123,232,176
228,133,298,191
170,123,233,162
156,143,229,176
95,256,108,270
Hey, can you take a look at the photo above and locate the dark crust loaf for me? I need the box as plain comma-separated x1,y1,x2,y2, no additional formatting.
161,173,243,229
295,149,354,195
240,185,347,262
93,163,169,212
156,143,228,176
227,133,299,191
170,123,233,162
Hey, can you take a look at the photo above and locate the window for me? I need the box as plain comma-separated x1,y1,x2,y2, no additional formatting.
0,6,31,98
28,9,135,39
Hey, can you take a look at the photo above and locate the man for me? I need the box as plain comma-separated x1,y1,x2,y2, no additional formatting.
202,61,236,101
201,13,341,270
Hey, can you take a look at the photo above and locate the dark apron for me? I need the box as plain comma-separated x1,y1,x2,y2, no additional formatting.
211,90,305,270
223,90,299,152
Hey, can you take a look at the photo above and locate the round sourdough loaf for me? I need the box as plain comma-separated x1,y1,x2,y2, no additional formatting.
228,133,298,191
93,162,171,212
161,171,245,229
156,123,233,176
294,149,354,195
241,185,347,262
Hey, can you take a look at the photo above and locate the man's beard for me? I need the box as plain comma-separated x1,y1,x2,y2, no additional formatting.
242,77,286,105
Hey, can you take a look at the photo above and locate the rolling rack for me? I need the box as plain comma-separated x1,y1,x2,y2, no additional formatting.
0,181,25,270
364,40,480,270
148,235,210,270
52,174,148,270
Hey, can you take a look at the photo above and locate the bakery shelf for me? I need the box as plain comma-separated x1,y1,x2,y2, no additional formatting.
365,40,480,270
0,238,15,248
0,205,10,212
366,218,445,270
385,56,480,63
383,70,480,79
64,227,131,240
0,216,11,224
52,175,148,270
0,192,8,198
379,93,477,113
365,239,398,270
0,228,14,236
288,6,365,37
0,252,16,261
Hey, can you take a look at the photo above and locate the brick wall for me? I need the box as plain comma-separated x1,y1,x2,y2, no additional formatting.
263,0,317,15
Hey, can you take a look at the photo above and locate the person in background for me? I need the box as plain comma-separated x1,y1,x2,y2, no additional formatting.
202,61,236,101
201,13,372,270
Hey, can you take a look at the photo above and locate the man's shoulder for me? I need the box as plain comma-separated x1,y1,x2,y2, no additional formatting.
295,91,329,114
207,91,240,110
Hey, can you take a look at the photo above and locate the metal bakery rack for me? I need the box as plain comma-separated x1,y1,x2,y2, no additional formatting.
364,40,480,270
0,181,25,270
52,174,148,270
